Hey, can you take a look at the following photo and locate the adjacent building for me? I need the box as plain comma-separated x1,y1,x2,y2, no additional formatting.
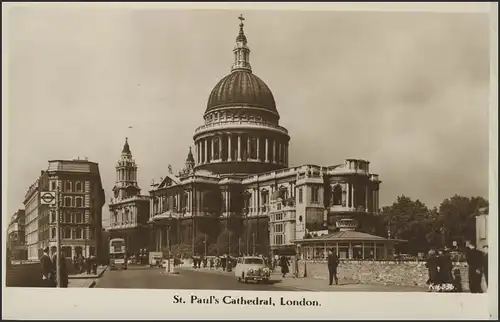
475,206,488,250
22,159,106,261
23,172,49,260
7,209,27,261
108,138,150,257
147,17,397,260
45,159,106,260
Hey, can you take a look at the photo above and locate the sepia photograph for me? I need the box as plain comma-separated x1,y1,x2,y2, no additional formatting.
2,2,497,319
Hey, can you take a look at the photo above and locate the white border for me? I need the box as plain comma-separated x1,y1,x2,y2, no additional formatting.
2,2,497,320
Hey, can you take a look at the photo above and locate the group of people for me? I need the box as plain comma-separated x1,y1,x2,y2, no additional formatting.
426,242,488,293
72,254,98,276
40,246,68,288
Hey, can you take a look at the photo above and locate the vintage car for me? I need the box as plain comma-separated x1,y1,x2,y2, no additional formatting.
234,256,271,283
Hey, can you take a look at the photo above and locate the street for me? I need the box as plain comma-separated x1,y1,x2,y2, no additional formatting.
95,265,298,291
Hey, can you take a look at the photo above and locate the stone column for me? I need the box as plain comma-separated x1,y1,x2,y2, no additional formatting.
346,183,350,208
351,184,355,209
265,138,269,162
256,137,260,161
237,135,242,161
196,142,199,164
365,185,369,212
218,135,223,160
204,139,208,163
273,140,276,163
247,135,251,160
210,136,215,162
228,134,232,161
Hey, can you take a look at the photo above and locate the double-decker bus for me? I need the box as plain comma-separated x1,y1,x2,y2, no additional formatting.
109,238,127,270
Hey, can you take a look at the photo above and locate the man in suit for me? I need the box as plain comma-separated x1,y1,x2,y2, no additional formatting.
482,245,488,289
465,242,483,293
327,249,340,286
40,246,54,287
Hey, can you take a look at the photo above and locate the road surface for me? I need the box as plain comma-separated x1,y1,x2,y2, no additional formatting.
95,265,297,291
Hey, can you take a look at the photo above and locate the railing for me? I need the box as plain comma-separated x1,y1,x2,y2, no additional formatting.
194,120,288,134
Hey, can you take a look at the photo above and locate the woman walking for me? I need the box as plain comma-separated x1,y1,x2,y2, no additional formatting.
280,255,290,278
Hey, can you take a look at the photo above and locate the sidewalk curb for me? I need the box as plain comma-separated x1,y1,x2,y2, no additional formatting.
69,266,109,280
89,266,108,288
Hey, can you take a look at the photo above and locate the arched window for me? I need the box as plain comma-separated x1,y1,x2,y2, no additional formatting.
75,181,82,192
113,211,118,225
64,228,71,239
75,212,82,223
64,197,72,207
65,213,72,223
65,181,72,192
332,186,343,206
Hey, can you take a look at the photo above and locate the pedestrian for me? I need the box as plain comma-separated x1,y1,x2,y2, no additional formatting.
279,255,290,278
482,245,488,289
436,248,455,292
52,249,69,288
327,249,340,286
209,257,214,269
86,257,92,275
221,255,227,271
40,246,55,287
465,242,483,293
92,256,98,275
425,249,439,292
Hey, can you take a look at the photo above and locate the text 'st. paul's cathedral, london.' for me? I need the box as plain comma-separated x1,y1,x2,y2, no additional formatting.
109,17,400,261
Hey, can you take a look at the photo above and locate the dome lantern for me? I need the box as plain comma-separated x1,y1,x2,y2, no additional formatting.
231,14,252,73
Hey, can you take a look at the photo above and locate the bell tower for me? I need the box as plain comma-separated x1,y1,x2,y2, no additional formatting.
112,137,140,200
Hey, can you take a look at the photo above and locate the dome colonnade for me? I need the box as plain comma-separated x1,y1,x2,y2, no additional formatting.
193,15,290,175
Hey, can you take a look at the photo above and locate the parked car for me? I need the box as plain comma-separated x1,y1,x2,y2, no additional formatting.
234,256,271,284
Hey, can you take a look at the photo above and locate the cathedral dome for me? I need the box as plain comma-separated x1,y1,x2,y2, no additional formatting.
205,70,277,113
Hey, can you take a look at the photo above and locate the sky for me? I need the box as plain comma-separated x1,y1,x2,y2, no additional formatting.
5,6,491,226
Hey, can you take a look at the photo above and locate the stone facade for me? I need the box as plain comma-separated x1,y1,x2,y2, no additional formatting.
43,159,106,261
7,209,27,260
297,260,471,291
108,138,150,256
148,18,385,258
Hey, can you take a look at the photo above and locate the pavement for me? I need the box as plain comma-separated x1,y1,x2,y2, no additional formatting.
68,266,108,288
94,265,427,292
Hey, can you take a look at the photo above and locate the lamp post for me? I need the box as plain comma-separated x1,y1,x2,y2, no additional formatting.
165,225,171,273
238,237,241,256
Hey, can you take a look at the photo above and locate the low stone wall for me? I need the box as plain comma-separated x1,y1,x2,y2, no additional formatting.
298,260,470,291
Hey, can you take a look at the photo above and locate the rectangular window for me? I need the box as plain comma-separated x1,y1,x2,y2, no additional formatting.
75,212,82,223
76,197,82,208
312,186,319,203
274,234,284,245
64,228,71,239
51,181,57,191
298,188,303,203
275,213,283,221
275,223,283,233
64,197,72,207
277,203,281,210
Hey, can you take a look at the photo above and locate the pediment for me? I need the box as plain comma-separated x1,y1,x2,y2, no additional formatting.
158,174,180,189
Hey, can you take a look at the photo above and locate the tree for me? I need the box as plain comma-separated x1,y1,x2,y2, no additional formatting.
378,195,434,254
435,195,488,247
